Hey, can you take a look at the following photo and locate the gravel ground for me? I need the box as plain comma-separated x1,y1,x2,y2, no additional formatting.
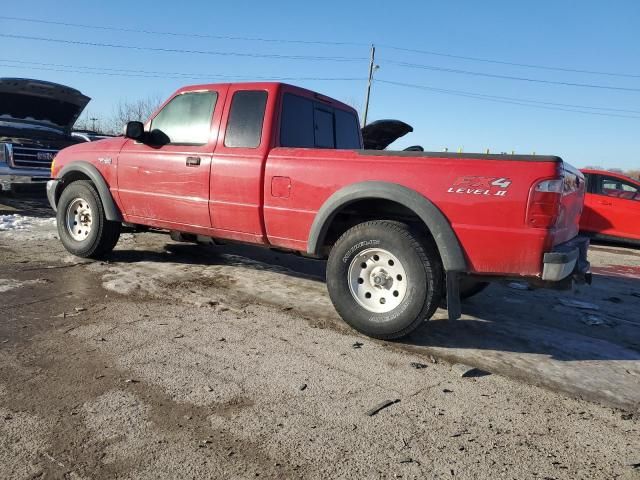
1,194,639,479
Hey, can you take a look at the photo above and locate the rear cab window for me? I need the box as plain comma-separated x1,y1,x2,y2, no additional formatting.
314,108,335,148
279,92,361,149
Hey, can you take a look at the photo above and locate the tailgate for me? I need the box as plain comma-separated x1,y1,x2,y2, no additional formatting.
553,162,585,245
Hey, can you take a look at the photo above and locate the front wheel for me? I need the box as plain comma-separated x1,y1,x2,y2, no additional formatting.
56,180,121,259
326,220,443,340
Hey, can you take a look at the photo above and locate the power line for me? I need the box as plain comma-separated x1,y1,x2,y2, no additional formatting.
0,59,206,77
377,44,640,79
0,59,365,83
3,15,638,79
5,31,633,92
0,15,367,47
0,33,367,62
2,57,636,119
380,59,640,93
375,79,640,119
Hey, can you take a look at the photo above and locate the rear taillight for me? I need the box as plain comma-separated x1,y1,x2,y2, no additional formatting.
527,178,563,228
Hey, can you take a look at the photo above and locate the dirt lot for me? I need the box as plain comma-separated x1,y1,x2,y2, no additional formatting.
1,192,639,479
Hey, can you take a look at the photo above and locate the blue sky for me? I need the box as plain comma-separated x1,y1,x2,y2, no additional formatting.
1,1,638,169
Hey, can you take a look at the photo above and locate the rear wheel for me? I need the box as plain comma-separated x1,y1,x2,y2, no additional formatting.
326,220,443,339
56,180,121,259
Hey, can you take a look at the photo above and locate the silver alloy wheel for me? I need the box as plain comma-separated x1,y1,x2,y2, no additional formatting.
347,248,408,313
65,197,93,241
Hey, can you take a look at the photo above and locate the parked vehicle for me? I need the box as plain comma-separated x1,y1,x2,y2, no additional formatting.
0,78,89,189
46,82,591,339
72,130,115,142
361,119,424,151
580,169,640,245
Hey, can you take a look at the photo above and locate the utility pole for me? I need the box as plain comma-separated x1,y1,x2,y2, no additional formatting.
90,117,98,132
362,44,376,127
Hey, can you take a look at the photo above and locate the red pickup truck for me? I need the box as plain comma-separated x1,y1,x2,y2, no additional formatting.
47,82,590,339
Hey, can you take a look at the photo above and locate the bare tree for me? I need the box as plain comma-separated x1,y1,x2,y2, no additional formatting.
341,95,364,119
74,115,106,133
625,169,640,180
72,95,163,135
105,95,163,134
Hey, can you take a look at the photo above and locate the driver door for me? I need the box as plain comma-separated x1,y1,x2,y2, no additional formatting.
117,88,225,228
587,174,640,240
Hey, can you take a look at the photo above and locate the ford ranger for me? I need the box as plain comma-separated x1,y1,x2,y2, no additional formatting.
46,82,591,339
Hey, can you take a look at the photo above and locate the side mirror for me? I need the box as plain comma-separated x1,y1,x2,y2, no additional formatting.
124,121,144,140
148,129,170,146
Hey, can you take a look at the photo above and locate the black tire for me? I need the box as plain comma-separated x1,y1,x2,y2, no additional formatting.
56,180,121,259
459,278,490,300
326,220,443,340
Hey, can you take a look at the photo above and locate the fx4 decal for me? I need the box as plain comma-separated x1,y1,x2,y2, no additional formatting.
447,176,512,197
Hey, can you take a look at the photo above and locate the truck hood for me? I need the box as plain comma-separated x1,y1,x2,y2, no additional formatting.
0,120,78,142
0,78,90,133
361,120,413,150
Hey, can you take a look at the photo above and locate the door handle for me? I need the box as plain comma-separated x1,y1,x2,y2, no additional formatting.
186,156,201,166
597,200,612,206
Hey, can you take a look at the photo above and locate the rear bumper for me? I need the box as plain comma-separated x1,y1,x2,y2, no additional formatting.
542,235,591,283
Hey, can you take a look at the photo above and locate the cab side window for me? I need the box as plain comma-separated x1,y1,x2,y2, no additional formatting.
224,90,268,148
598,175,639,201
150,91,217,145
280,93,361,149
280,94,314,147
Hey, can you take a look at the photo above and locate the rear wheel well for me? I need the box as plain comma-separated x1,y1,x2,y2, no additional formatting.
320,198,439,257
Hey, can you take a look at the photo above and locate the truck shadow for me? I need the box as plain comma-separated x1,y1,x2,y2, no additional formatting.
410,289,640,362
109,241,640,363
109,238,327,283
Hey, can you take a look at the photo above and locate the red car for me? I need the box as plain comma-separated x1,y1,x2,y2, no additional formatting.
580,169,640,245
46,82,590,339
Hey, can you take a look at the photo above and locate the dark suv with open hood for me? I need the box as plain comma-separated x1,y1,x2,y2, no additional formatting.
0,78,90,189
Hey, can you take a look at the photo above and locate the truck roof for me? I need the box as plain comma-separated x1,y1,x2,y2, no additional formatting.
173,81,357,114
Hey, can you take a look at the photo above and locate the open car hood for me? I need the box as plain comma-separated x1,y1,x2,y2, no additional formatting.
361,119,413,150
0,78,90,132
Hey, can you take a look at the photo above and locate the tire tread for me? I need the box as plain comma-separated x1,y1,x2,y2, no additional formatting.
56,180,121,259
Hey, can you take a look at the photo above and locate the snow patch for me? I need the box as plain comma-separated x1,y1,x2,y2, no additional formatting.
88,254,334,318
0,214,55,231
0,278,47,293
0,214,57,240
